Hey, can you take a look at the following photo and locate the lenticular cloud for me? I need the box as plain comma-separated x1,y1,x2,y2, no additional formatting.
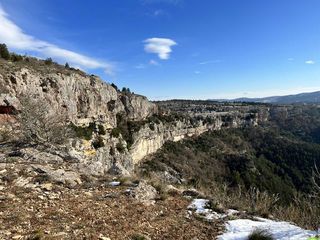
144,37,177,60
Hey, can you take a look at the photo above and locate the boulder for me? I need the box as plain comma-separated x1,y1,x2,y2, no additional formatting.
134,180,157,205
32,165,82,187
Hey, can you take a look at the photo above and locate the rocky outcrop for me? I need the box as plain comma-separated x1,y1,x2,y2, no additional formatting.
0,65,157,127
129,113,259,163
0,60,266,176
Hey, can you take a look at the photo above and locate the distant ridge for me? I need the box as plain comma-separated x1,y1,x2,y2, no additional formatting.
211,91,320,104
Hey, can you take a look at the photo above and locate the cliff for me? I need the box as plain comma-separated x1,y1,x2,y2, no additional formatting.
0,58,266,176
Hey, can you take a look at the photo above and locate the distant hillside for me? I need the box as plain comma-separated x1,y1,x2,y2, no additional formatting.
213,91,320,104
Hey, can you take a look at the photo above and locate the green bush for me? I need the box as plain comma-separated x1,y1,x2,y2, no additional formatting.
71,122,96,140
111,128,121,138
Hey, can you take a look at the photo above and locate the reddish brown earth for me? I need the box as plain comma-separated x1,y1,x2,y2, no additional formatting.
0,184,224,240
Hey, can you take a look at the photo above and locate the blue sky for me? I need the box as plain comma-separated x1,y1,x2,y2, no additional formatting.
1,0,320,99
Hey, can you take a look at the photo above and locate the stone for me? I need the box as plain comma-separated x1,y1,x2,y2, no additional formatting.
12,235,23,239
98,235,111,240
40,183,53,191
33,165,82,187
20,148,64,164
134,180,157,205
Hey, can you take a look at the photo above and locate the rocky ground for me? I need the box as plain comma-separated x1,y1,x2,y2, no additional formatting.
0,158,226,240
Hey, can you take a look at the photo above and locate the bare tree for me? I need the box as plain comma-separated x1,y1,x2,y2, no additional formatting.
18,95,72,146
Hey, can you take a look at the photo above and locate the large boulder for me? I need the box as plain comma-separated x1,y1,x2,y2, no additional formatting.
134,180,157,205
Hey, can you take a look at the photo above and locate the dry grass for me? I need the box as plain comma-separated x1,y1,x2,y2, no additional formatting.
210,184,320,230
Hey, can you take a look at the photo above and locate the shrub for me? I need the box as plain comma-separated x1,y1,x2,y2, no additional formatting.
111,128,121,138
44,57,53,65
149,123,155,131
98,124,106,135
71,122,96,140
92,136,105,149
131,233,148,240
11,53,23,62
248,229,274,240
111,83,119,91
0,43,10,60
116,142,125,153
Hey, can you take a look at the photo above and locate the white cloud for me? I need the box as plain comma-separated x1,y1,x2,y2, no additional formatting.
0,6,115,75
149,59,159,65
144,37,177,60
194,70,200,74
135,64,146,69
287,58,294,61
305,60,315,64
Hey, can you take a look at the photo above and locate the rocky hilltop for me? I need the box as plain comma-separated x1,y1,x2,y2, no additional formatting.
0,57,267,177
1,57,318,240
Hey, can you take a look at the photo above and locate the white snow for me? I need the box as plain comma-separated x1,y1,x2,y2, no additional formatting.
109,181,121,186
218,217,317,240
188,199,226,221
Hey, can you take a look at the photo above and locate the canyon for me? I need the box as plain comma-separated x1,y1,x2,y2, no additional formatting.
0,58,268,176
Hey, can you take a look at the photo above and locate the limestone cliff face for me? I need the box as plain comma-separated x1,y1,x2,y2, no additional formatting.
130,113,259,164
0,60,265,176
0,65,157,127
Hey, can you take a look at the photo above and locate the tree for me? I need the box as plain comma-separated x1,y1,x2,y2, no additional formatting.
11,53,23,62
18,95,72,146
111,83,118,91
44,57,53,65
0,43,10,60
65,62,70,69
121,87,131,93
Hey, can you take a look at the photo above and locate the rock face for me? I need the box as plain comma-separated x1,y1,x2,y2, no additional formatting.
0,59,267,176
129,113,258,163
0,66,157,127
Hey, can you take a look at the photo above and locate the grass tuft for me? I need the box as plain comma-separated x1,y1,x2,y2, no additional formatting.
248,229,274,240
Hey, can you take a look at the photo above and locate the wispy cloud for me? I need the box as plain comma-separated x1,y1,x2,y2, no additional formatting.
287,58,294,61
199,60,222,65
149,59,159,65
0,6,115,75
153,9,165,16
134,64,146,69
144,37,177,60
194,71,200,74
305,60,315,64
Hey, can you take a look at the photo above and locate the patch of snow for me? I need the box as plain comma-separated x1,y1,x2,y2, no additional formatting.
218,217,317,240
226,209,240,216
109,181,121,186
188,199,226,221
